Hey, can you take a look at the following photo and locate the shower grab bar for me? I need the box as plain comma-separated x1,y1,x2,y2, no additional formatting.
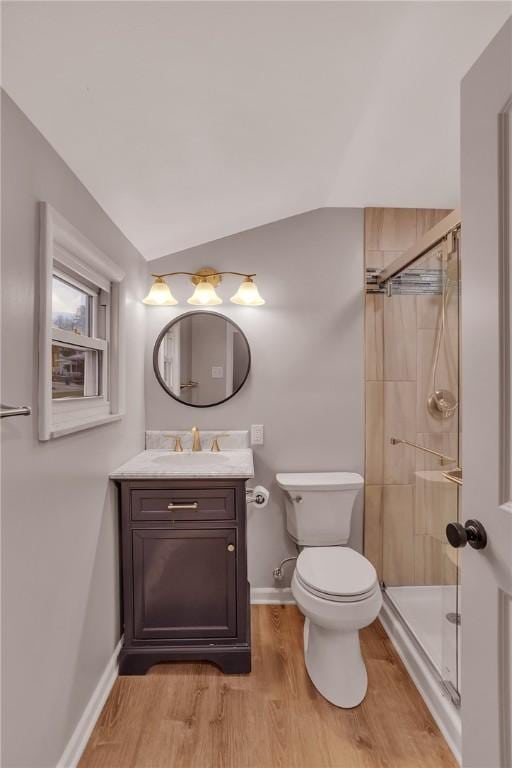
0,403,32,419
390,437,456,466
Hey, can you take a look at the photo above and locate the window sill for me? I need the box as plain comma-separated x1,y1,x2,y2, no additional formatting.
49,413,123,440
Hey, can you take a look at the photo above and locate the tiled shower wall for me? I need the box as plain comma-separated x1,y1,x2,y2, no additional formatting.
364,208,459,586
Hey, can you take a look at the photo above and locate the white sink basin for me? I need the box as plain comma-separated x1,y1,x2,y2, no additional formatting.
110,448,254,479
152,451,231,466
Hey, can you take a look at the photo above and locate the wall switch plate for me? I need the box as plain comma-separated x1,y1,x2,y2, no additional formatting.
211,366,224,378
251,424,264,445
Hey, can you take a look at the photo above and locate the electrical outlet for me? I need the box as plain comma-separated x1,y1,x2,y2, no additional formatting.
251,424,264,445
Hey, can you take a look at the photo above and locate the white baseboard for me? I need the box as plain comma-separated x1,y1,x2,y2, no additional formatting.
250,587,295,604
379,601,461,765
57,637,123,768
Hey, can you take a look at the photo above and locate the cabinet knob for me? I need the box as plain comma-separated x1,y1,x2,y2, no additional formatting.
227,544,235,552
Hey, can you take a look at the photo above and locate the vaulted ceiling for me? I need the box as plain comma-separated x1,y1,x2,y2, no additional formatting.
3,2,510,259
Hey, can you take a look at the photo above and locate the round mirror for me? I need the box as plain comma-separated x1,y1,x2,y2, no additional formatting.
153,311,251,407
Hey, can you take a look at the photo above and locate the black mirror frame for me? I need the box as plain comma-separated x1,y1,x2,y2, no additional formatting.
153,310,251,408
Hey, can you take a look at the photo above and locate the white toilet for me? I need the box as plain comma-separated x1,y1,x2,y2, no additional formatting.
276,471,382,708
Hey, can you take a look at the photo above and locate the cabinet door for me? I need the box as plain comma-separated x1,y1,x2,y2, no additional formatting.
132,528,237,640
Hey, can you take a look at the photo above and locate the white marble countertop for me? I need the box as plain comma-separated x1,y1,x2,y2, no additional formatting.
110,448,255,480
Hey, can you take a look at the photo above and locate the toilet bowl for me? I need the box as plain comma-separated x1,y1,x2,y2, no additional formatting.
291,546,382,708
276,471,382,708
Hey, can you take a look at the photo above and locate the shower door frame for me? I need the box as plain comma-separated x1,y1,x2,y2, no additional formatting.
375,210,463,758
377,208,461,287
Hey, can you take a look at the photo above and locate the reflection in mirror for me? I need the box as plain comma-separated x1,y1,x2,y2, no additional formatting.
154,312,251,407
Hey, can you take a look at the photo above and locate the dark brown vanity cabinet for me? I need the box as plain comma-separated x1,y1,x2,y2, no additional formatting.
116,479,251,675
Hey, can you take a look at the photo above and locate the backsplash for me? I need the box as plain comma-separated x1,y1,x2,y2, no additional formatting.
145,430,249,450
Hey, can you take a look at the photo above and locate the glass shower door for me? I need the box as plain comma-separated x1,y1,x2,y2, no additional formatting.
381,232,461,701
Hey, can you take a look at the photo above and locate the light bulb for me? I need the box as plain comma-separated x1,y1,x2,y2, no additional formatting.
230,277,265,306
142,277,178,305
187,280,223,306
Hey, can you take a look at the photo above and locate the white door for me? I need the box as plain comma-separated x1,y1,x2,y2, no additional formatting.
159,325,181,397
460,18,512,768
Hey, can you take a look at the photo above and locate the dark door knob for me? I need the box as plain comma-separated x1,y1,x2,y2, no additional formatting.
446,519,487,550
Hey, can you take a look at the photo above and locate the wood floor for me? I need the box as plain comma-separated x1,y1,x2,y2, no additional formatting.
79,606,456,768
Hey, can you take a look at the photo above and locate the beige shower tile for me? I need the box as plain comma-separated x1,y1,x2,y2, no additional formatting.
383,295,417,381
414,534,458,586
365,250,403,270
366,250,384,270
365,208,417,252
414,534,441,585
382,484,415,586
365,295,384,381
416,209,452,238
416,328,459,434
383,381,416,484
365,382,384,484
364,485,383,580
414,467,458,540
417,290,459,334
417,294,442,330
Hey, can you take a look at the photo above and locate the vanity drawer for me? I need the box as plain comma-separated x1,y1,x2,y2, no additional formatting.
130,487,236,522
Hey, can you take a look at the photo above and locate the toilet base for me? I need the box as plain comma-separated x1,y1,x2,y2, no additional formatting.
303,617,368,708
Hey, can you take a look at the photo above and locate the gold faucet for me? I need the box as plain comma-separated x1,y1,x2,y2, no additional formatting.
211,433,228,452
191,426,202,452
165,433,183,452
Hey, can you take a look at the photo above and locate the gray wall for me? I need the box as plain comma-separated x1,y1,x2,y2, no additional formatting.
1,93,147,767
145,208,365,588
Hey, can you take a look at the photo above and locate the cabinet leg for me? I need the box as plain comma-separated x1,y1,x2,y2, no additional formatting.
118,651,157,676
214,650,251,674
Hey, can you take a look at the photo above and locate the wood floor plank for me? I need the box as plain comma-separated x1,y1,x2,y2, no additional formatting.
79,606,457,768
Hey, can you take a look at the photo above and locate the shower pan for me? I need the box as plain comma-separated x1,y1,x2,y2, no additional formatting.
372,214,462,711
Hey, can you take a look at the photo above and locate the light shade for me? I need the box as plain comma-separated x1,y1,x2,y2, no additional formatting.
230,277,265,306
143,277,178,305
187,279,223,306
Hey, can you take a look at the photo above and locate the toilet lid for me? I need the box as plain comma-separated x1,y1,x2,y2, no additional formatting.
276,472,363,491
296,547,377,598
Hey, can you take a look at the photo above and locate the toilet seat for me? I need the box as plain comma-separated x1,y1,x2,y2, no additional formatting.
295,546,378,603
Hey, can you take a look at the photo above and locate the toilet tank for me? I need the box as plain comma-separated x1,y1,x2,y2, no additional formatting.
276,472,364,546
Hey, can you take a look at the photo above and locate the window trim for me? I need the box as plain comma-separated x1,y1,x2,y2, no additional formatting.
39,202,126,441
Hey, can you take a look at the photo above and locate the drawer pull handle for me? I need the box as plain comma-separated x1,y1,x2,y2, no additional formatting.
227,544,235,552
167,502,199,510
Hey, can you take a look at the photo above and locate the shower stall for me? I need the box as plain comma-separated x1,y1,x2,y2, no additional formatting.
365,209,462,718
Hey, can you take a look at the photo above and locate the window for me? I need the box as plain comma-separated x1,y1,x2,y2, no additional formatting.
39,203,125,440
50,271,107,401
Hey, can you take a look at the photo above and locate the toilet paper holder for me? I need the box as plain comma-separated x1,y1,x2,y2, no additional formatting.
246,485,269,507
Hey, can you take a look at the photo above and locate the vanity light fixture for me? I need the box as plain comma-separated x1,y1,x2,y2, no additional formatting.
142,267,266,307
142,276,179,306
230,276,265,306
187,279,223,305
187,268,223,306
